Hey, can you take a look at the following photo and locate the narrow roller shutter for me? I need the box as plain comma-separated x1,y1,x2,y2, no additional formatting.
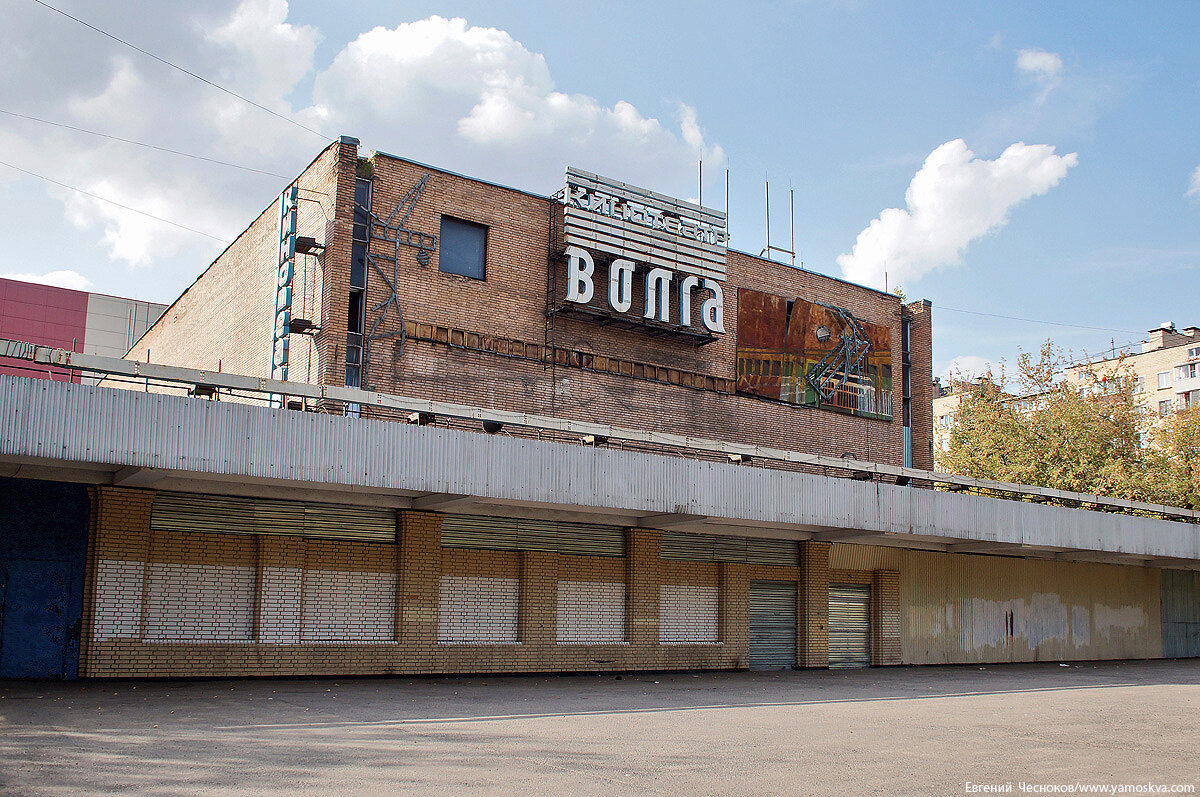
440,514,625,557
151,492,397,542
828,584,871,668
749,580,797,670
661,531,799,566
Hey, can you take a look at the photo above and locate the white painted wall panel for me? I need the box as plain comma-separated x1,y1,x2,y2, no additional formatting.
659,584,719,643
557,581,625,643
91,559,144,640
259,566,302,643
438,575,519,644
143,562,254,642
301,569,396,643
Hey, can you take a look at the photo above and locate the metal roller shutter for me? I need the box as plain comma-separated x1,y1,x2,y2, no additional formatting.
661,531,799,566
828,584,871,668
440,514,626,557
150,492,397,542
749,580,797,670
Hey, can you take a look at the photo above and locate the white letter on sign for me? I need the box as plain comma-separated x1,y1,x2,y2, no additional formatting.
564,245,594,304
678,275,700,326
701,279,725,333
644,268,672,322
609,259,634,313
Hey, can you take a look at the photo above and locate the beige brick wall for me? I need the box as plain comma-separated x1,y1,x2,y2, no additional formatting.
81,489,911,677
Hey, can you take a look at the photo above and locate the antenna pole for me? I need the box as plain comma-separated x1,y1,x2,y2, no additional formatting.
789,187,795,267
698,159,703,207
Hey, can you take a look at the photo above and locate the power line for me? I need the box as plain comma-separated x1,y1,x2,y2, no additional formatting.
30,0,329,141
0,108,289,179
936,304,1143,335
0,158,228,242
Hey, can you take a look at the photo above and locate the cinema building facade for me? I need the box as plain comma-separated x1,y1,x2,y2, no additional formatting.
1,136,1197,679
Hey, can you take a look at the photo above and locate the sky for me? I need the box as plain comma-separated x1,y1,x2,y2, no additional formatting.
1,0,1197,381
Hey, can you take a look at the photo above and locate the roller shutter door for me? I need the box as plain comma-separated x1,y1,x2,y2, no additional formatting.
151,492,397,542
749,580,796,670
828,584,871,668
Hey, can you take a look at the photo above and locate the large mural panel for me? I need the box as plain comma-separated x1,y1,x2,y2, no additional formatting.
735,289,892,419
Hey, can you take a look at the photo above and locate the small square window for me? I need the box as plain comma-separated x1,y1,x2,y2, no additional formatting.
1157,371,1171,390
439,216,487,280
1159,399,1173,417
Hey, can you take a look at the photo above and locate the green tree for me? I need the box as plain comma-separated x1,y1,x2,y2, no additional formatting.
937,341,1157,501
1144,407,1200,509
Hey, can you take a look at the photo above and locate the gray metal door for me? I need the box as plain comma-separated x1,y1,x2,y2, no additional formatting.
829,584,871,668
749,580,796,670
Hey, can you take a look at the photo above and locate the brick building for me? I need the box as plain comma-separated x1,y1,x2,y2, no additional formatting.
1,135,1195,680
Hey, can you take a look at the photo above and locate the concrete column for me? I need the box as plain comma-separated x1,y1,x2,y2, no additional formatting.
872,569,901,665
798,540,830,668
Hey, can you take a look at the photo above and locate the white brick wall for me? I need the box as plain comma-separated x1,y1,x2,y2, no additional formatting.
92,559,144,640
301,569,397,643
259,566,302,643
438,575,519,644
143,562,255,642
557,580,625,643
659,584,719,643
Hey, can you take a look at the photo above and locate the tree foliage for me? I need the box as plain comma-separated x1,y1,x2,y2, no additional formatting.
937,341,1198,509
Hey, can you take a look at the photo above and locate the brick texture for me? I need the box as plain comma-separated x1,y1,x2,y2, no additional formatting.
82,488,905,677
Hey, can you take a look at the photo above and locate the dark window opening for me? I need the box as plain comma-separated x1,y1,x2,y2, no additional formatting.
439,216,487,280
348,289,364,333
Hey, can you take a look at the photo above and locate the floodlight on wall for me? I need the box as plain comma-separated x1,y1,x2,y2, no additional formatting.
728,453,753,464
581,434,609,446
482,420,505,434
406,411,435,426
815,325,831,343
286,399,304,411
295,236,325,255
189,384,217,399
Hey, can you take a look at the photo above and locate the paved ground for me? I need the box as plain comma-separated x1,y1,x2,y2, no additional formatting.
1,660,1198,796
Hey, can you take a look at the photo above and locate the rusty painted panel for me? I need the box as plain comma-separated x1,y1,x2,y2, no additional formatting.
735,290,892,419
900,550,1162,665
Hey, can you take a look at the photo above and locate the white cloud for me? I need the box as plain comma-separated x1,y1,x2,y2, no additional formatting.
1,270,94,291
1188,165,1200,199
1016,48,1063,103
0,5,724,273
309,16,724,198
938,355,996,382
836,139,1078,290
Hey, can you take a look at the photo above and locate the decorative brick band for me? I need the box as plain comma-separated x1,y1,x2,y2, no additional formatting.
404,320,735,394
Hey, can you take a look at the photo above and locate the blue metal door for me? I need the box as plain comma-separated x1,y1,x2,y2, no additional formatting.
0,560,72,679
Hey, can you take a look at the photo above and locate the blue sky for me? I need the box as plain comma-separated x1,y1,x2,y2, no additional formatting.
1,0,1197,378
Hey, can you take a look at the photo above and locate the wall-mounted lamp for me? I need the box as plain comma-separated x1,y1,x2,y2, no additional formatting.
288,318,320,335
482,420,504,434
582,434,609,446
406,411,435,425
295,236,325,255
728,453,753,464
815,325,831,343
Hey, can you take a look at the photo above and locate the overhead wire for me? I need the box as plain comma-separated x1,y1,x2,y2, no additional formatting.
29,0,330,141
0,158,228,242
0,109,289,179
936,304,1142,335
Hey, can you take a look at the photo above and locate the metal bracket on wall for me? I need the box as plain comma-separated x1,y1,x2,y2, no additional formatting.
806,302,871,402
359,174,437,388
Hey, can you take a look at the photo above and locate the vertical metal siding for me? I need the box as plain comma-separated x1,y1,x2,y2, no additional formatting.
748,580,797,669
829,584,871,668
900,549,1163,665
1161,570,1200,658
